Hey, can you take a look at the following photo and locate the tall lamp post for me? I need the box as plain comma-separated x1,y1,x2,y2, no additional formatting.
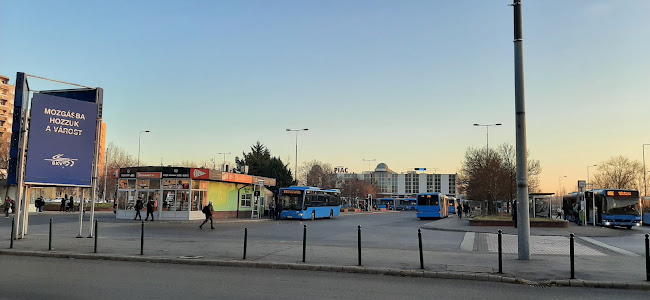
587,164,597,227
558,175,567,215
643,144,650,197
138,130,150,166
362,159,376,172
218,152,231,171
473,123,501,216
286,128,308,182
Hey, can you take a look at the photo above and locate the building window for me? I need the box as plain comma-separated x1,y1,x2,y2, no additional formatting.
240,194,252,207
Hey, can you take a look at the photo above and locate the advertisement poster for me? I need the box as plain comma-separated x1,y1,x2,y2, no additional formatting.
24,93,98,186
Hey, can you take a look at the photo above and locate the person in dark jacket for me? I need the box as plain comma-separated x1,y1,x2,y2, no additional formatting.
60,195,67,212
134,198,143,220
200,201,214,229
68,196,75,212
145,199,155,221
457,204,462,219
269,199,275,220
275,200,283,220
3,198,11,218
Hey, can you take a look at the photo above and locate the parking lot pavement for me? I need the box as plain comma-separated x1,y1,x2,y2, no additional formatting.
1,211,649,284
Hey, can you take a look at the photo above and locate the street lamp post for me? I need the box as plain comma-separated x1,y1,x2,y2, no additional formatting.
587,164,597,227
138,130,150,166
558,175,567,216
286,128,308,182
643,144,650,198
218,152,231,171
473,123,502,216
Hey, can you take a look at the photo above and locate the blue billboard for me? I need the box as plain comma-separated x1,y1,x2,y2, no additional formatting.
24,93,98,186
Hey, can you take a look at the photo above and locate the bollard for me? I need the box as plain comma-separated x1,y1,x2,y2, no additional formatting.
645,233,649,282
358,225,362,266
498,230,503,274
302,225,307,262
140,221,144,255
94,219,98,253
10,218,15,249
418,229,424,269
243,228,248,260
49,218,53,251
570,233,575,279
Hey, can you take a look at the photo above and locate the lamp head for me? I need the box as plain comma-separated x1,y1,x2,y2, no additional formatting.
473,124,479,126
495,123,502,126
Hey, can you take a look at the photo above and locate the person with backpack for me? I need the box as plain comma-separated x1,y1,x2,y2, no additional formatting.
134,198,143,220
200,201,214,229
145,199,155,221
275,200,283,220
35,197,45,213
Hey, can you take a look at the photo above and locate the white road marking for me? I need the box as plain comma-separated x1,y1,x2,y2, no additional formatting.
460,232,475,251
578,236,640,257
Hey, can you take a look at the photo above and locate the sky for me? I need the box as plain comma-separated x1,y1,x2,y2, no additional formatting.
1,0,649,194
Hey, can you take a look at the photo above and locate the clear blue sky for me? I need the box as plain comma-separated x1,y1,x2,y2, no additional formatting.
2,1,649,192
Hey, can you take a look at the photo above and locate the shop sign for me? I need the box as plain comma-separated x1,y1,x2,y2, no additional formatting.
191,168,209,180
137,172,162,179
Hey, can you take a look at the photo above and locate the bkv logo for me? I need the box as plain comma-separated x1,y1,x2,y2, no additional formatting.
44,154,78,168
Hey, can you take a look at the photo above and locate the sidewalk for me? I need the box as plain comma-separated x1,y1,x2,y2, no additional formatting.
422,214,650,237
1,212,649,290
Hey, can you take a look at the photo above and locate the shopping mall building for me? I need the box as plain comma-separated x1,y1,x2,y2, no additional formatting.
336,163,458,198
113,166,276,220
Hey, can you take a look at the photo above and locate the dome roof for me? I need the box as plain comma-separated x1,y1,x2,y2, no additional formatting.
375,163,389,172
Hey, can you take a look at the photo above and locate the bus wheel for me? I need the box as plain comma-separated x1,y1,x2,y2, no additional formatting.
311,211,316,220
329,210,334,218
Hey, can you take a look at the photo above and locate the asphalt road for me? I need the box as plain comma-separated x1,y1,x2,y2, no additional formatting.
0,255,648,300
2,211,466,252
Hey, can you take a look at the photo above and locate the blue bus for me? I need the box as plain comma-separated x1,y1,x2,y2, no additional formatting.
378,198,394,210
641,197,650,225
405,198,417,211
448,197,457,214
278,186,341,220
416,193,448,219
584,189,642,229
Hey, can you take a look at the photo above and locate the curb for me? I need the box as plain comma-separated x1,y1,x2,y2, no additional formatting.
2,250,648,290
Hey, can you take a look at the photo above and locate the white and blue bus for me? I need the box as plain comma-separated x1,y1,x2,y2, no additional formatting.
584,189,642,229
416,192,448,219
279,186,341,220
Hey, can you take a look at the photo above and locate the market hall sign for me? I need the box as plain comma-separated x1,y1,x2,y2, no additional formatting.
24,93,98,186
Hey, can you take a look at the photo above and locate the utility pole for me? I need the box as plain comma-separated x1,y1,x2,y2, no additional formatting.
512,0,530,260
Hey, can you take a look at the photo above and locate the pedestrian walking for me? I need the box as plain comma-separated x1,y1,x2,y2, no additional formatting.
134,198,143,220
199,201,214,229
3,198,11,218
269,199,275,220
60,195,67,212
276,200,283,220
555,207,562,219
145,199,155,221
35,197,45,213
463,202,470,217
457,204,462,219
512,201,518,228
68,196,75,212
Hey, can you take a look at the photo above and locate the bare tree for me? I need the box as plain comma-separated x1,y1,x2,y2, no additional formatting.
99,142,137,199
592,156,642,190
458,143,542,215
299,160,336,188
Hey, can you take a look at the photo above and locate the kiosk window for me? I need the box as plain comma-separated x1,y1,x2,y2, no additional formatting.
240,194,252,207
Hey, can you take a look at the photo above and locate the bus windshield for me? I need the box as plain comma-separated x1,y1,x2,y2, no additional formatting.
280,192,303,210
417,195,439,206
604,197,640,215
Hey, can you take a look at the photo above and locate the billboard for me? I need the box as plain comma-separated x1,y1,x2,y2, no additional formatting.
24,93,98,186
